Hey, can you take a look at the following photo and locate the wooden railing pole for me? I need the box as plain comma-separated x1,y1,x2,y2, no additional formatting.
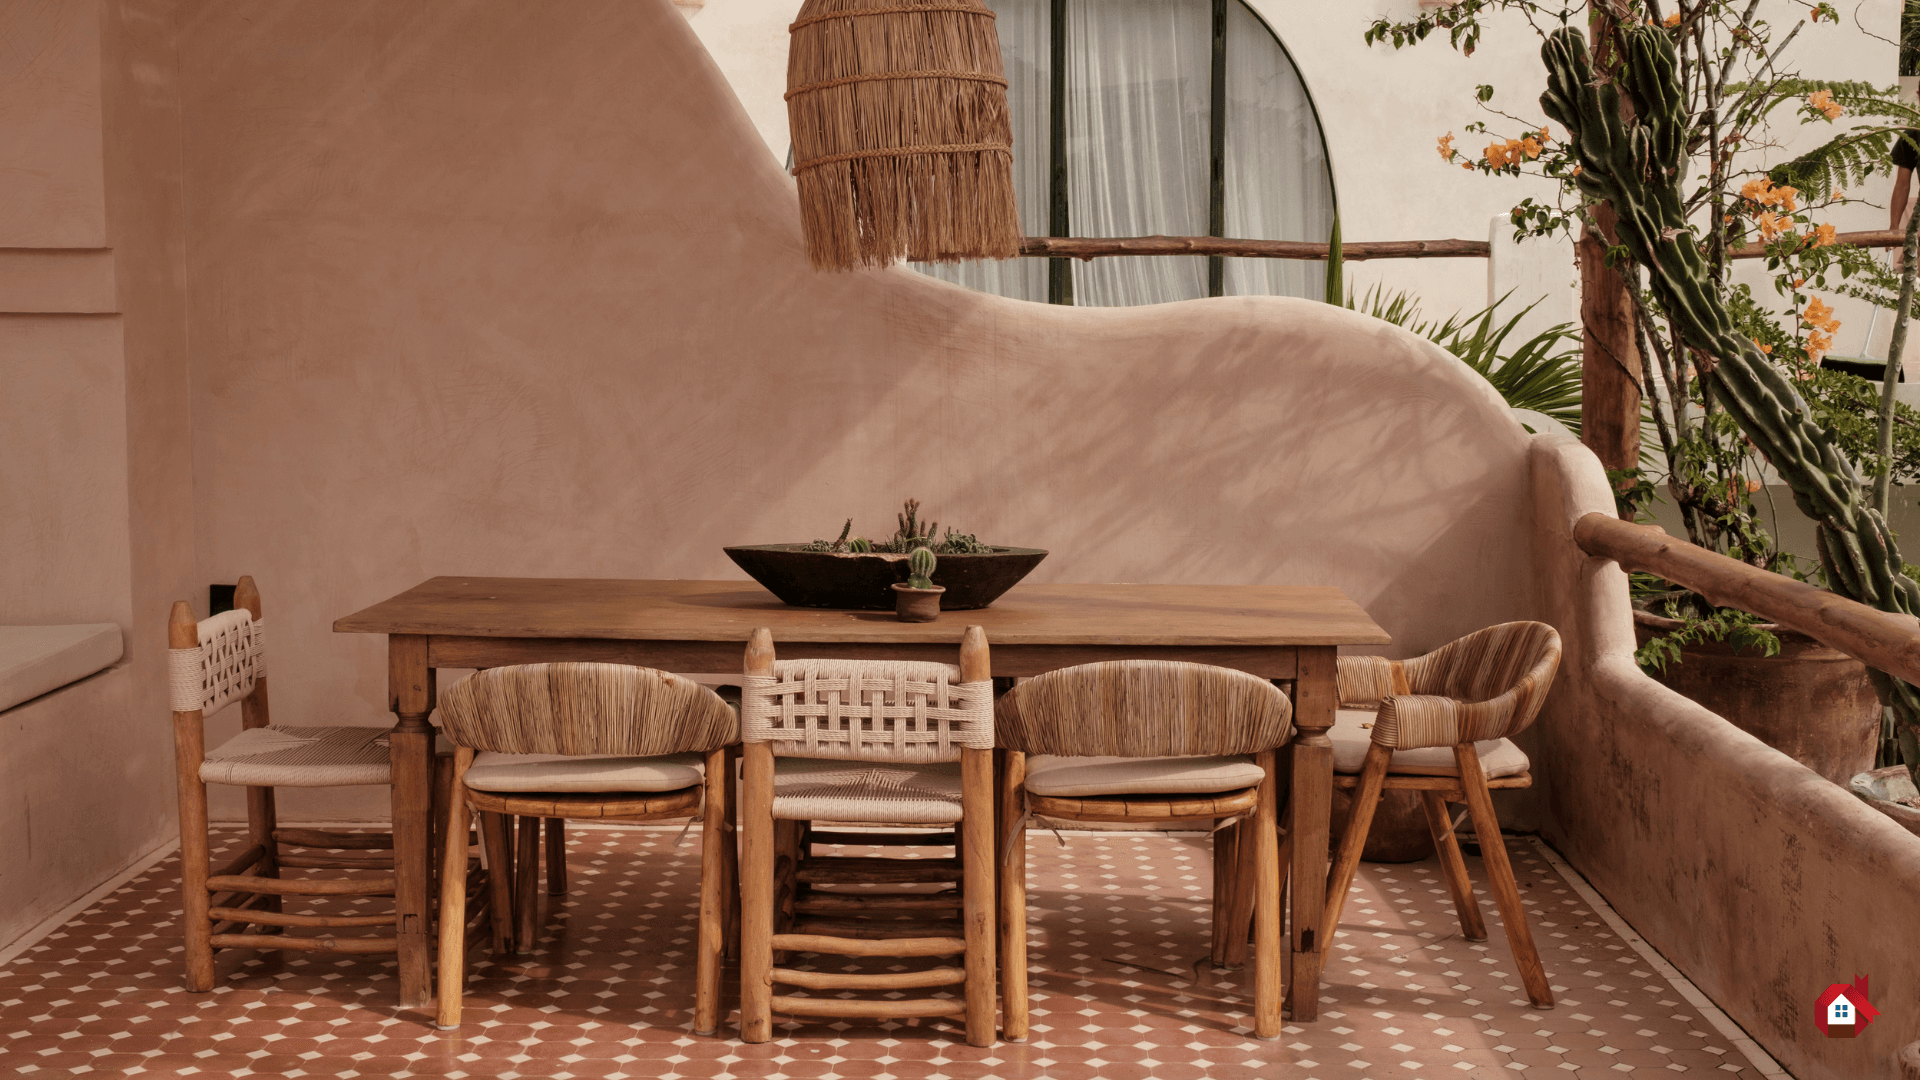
1014,229,1906,264
1573,512,1920,685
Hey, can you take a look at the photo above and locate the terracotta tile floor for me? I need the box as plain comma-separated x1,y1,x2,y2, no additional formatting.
0,827,1774,1079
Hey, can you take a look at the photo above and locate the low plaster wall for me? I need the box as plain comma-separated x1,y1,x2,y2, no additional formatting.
1529,434,1920,1080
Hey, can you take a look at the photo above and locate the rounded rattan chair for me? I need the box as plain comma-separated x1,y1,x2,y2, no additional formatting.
994,660,1295,1040
1324,621,1562,1010
433,662,738,1032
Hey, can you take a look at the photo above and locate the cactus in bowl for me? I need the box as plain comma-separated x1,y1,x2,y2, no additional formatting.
907,547,936,589
893,545,944,621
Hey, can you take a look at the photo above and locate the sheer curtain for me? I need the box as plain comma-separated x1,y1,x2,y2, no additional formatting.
1064,0,1211,306
1223,3,1333,301
913,0,1050,302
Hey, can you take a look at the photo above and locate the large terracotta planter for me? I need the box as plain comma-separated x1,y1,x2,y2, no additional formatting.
1633,609,1880,784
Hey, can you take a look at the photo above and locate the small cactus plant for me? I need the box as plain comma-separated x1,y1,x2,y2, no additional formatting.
907,547,937,590
848,537,871,553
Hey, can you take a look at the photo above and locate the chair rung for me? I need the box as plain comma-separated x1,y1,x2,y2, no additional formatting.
771,994,963,1019
796,893,960,914
208,874,395,896
210,933,397,954
771,933,965,957
273,828,396,850
792,916,962,940
208,907,395,929
809,830,956,847
774,966,965,991
797,857,960,885
210,845,268,880
276,853,396,870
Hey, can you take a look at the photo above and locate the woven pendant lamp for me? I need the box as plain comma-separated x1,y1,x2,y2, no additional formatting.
785,0,1022,271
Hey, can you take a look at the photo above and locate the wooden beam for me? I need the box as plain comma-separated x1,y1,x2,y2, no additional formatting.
1728,228,1907,259
1018,236,1489,261
1573,512,1920,684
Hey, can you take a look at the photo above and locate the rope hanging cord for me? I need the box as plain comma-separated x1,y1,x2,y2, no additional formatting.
789,4,996,32
792,142,1012,177
784,69,1008,101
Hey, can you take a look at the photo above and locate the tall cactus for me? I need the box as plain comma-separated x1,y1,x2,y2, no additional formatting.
1540,25,1920,777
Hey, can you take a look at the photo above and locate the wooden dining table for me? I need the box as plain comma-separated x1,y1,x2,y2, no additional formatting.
334,576,1389,1019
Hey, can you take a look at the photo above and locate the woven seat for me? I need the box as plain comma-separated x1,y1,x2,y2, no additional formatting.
435,662,738,1033
463,751,704,793
1326,622,1562,1012
738,627,998,1047
1022,754,1265,797
200,725,393,787
996,660,1294,1041
772,758,964,823
1329,710,1528,778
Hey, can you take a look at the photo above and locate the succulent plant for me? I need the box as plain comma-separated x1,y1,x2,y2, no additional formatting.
848,537,871,553
907,547,937,590
892,499,938,553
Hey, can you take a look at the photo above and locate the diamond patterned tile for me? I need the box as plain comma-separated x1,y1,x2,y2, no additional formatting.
0,827,1767,1078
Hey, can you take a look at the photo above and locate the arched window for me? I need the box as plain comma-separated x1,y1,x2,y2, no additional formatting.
916,0,1336,306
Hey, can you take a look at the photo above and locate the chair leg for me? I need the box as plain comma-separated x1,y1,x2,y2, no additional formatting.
1209,820,1239,966
694,750,728,1036
1221,801,1260,968
1251,748,1283,1040
246,785,282,920
1454,744,1553,1008
545,818,567,897
740,744,776,1043
1420,791,1486,942
999,751,1030,1043
429,755,453,906
480,812,515,953
514,816,540,953
960,748,996,1047
723,746,741,962
1321,743,1392,945
177,771,217,992
436,752,475,1029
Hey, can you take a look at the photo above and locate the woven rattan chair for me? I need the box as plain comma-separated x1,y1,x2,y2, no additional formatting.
738,626,997,1047
995,661,1295,1040
1324,621,1562,1010
168,578,448,991
433,662,738,1031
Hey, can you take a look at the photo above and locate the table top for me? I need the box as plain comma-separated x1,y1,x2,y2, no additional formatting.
334,577,1390,647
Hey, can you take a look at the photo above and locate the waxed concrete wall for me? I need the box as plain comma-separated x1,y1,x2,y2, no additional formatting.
1529,434,1920,1080
176,0,1545,820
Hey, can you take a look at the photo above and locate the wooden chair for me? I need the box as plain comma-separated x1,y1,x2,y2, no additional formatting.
994,661,1294,1040
738,626,997,1047
168,577,451,990
433,662,739,1032
1323,621,1562,1010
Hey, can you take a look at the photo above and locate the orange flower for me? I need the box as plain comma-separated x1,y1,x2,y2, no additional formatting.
1519,137,1543,159
1809,89,1843,120
1746,478,1763,493
1807,329,1835,365
1752,338,1773,354
1777,185,1800,212
1664,11,1682,27
1740,177,1771,204
1485,141,1510,168
1571,164,1582,177
1793,278,1806,288
1462,162,1475,170
1537,125,1551,142
1802,296,1840,333
1758,211,1784,240
1438,132,1455,161
1813,222,1837,247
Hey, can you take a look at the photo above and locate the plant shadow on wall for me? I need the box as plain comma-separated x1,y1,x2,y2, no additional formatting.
1366,0,1920,791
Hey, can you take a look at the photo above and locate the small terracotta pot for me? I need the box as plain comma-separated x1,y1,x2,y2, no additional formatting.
892,583,945,622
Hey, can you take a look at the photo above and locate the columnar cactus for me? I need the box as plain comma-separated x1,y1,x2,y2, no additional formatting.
908,547,937,590
1541,25,1920,774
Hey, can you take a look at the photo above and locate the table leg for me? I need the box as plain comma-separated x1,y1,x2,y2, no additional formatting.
1289,645,1337,1021
388,635,436,1010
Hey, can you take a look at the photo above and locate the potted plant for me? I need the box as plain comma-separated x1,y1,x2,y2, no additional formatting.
725,498,1048,610
1365,1,1920,790
891,547,944,622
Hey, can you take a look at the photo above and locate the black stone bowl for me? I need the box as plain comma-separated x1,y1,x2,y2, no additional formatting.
723,545,1049,610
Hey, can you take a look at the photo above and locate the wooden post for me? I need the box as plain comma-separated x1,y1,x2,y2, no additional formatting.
1580,9,1643,481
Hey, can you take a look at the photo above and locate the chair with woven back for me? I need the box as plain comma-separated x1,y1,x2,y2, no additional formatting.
432,661,739,1032
738,626,998,1047
993,660,1295,1040
168,577,452,990
1323,620,1562,1010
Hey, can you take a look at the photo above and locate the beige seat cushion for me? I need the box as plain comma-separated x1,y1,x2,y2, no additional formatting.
201,725,395,788
464,751,704,793
1331,708,1529,778
1022,754,1267,798
771,757,964,824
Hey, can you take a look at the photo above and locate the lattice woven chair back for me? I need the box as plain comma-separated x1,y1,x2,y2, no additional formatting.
437,663,737,756
741,659,992,762
995,660,1293,757
1337,622,1561,750
169,608,265,717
